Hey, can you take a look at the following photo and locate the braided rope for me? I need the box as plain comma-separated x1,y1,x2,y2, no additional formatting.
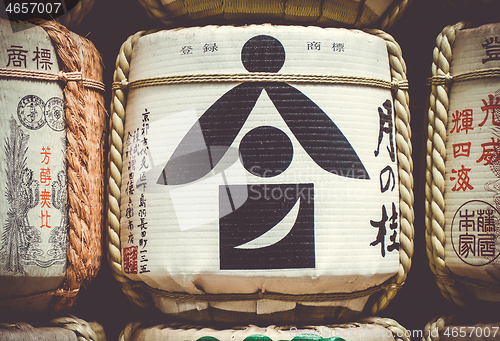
107,27,413,317
113,73,409,91
0,67,105,91
377,0,412,31
61,0,97,28
362,28,414,315
119,317,410,341
39,20,105,311
50,315,101,341
107,30,157,309
136,0,410,28
424,22,469,307
422,316,450,341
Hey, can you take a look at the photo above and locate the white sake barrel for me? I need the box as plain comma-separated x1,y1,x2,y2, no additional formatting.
0,19,106,313
120,317,411,341
137,0,411,30
426,22,500,305
108,24,413,323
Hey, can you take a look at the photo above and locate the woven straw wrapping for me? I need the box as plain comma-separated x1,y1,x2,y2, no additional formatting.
425,21,500,307
60,0,97,28
423,316,500,341
136,0,411,30
107,25,413,322
0,315,106,341
0,20,106,312
119,317,411,341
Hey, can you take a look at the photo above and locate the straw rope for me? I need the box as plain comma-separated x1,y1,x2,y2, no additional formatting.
107,27,413,317
422,316,450,341
38,20,105,311
50,315,102,341
425,21,471,307
0,288,79,307
136,0,410,29
107,30,157,309
61,0,97,28
0,315,104,341
119,317,411,341
0,67,105,91
113,73,408,91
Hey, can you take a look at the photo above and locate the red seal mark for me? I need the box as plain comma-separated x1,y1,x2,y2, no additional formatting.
123,246,138,274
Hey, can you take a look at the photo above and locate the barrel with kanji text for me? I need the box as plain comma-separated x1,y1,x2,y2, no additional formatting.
119,317,412,341
137,0,412,30
426,21,500,306
108,24,414,323
0,18,106,313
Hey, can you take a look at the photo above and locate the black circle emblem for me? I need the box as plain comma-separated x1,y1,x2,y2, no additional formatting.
239,126,293,177
241,35,286,73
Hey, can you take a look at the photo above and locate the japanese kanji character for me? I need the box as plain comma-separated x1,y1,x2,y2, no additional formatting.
40,189,51,208
452,142,471,158
450,165,474,191
32,47,53,70
374,100,395,162
479,94,500,127
476,137,500,165
41,147,51,164
459,234,475,258
482,36,500,63
6,45,28,68
450,109,474,134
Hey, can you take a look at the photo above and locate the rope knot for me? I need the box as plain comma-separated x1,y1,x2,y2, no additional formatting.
391,79,400,91
58,71,68,83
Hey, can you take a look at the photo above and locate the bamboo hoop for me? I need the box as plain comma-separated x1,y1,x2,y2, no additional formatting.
136,0,412,30
119,316,411,341
424,21,500,306
106,26,413,319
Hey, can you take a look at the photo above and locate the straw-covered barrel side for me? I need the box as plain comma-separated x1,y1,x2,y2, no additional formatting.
136,0,411,30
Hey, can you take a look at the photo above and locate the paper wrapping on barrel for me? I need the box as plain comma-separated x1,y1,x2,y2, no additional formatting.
443,23,500,302
0,20,67,312
128,323,399,341
120,25,400,315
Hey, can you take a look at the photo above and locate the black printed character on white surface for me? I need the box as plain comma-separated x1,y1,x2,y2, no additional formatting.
157,35,370,270
1,118,41,274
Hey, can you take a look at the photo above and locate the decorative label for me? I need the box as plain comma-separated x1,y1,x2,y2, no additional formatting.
444,23,500,287
0,20,67,277
120,26,400,299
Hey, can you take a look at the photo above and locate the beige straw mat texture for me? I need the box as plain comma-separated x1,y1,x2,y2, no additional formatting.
136,0,411,30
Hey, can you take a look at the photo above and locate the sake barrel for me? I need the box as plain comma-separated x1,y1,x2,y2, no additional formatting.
0,19,106,313
137,0,412,30
426,22,500,305
108,24,414,323
424,316,500,341
119,317,411,341
0,315,106,341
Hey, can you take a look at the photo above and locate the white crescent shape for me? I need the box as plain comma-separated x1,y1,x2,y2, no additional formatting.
234,197,300,249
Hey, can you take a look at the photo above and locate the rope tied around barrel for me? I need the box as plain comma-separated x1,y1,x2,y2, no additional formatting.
428,67,500,86
0,67,105,92
119,281,404,303
111,72,408,92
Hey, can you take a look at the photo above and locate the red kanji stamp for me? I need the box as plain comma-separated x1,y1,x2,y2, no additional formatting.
123,246,138,274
